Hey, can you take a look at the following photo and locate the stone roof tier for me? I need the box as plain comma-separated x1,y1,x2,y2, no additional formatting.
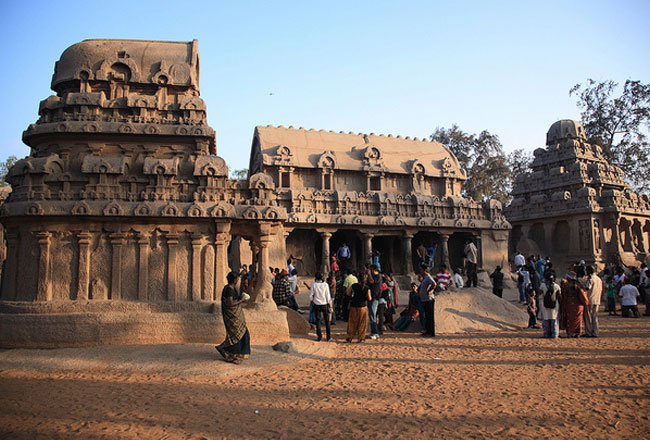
249,125,466,179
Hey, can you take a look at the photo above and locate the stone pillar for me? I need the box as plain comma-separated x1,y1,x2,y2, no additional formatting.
569,219,580,256
109,232,126,301
403,232,414,274
35,231,52,302
1,232,18,300
215,222,231,297
191,233,203,302
475,234,483,268
543,222,554,255
320,231,331,274
440,233,451,270
363,233,373,267
137,232,150,301
252,222,274,305
76,232,92,300
166,233,179,301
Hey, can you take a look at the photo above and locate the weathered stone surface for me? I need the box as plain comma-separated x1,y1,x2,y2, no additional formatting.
272,341,297,353
505,120,650,270
278,306,310,335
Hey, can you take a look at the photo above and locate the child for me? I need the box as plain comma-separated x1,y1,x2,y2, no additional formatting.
606,276,617,315
526,286,539,328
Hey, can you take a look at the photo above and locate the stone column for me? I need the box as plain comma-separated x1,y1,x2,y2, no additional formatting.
109,232,126,301
35,231,52,302
569,219,580,256
403,232,414,275
1,232,18,300
214,222,231,298
137,232,150,301
76,232,92,300
166,233,179,302
252,222,274,305
475,234,483,268
363,233,373,267
320,231,332,274
440,233,451,270
191,233,203,302
543,222,555,255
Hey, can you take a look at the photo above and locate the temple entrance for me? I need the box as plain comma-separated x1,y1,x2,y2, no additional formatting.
371,235,400,275
331,229,362,273
286,229,321,276
413,231,439,271
449,232,476,273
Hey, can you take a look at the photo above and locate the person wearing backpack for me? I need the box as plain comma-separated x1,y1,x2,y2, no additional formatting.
540,275,561,338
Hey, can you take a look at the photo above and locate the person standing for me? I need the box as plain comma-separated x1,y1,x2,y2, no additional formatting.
540,275,561,338
310,272,332,341
619,279,640,318
216,272,251,364
514,251,525,270
337,243,351,272
583,266,603,337
490,266,504,298
342,269,358,321
464,239,478,287
560,271,588,337
345,280,370,342
367,265,382,339
418,266,437,337
517,265,530,303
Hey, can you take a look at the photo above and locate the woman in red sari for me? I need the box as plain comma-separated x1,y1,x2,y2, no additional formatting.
560,271,587,338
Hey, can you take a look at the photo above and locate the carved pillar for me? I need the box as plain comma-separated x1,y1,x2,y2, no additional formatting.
76,232,92,300
569,219,580,256
320,231,331,274
403,232,414,275
35,231,52,301
214,222,231,298
543,222,554,255
109,233,126,301
252,222,274,304
191,233,203,302
475,234,483,268
440,233,451,270
1,232,18,300
363,233,373,267
137,232,150,301
166,233,179,301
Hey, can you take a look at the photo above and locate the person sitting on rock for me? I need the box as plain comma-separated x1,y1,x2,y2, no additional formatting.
436,264,453,291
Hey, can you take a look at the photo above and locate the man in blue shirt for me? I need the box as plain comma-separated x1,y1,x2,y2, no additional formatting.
337,243,351,272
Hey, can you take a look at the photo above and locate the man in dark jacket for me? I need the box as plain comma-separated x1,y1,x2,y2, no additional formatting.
490,266,504,298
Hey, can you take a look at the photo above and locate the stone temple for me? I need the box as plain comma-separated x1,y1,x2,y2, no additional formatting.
0,39,509,348
506,120,650,270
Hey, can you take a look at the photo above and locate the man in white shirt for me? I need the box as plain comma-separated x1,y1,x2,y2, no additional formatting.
619,280,640,318
453,268,464,289
583,266,603,337
514,252,526,269
310,272,332,341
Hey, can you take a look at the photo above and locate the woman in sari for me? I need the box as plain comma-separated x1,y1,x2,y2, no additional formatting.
560,271,587,338
216,271,251,364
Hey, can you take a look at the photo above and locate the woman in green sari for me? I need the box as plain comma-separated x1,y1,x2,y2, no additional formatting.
216,271,251,364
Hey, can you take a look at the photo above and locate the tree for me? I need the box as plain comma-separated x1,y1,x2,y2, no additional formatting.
430,126,518,204
570,79,650,192
229,168,248,180
0,155,18,187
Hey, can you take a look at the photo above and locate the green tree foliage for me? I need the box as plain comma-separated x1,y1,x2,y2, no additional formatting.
430,126,529,205
570,79,650,192
229,168,248,180
0,155,18,187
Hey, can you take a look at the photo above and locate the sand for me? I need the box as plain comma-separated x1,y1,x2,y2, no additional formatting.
1,312,649,439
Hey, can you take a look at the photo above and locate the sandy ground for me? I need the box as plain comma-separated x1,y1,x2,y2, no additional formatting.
1,311,649,440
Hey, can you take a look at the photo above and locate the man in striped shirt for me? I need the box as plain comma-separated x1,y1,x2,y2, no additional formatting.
436,264,453,291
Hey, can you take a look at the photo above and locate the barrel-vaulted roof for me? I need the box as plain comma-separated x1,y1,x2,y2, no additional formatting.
249,125,466,179
51,39,200,91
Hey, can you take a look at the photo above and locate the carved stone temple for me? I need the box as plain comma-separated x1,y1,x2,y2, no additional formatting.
506,120,650,270
0,39,510,348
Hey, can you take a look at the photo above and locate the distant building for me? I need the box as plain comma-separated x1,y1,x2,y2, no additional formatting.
249,125,510,277
505,120,650,270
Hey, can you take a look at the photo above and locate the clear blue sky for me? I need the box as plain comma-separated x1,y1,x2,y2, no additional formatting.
1,0,649,173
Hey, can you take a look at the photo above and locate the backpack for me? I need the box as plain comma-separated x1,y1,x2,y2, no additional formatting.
543,284,557,309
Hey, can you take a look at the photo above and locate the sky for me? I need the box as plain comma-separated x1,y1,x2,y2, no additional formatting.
0,0,649,173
